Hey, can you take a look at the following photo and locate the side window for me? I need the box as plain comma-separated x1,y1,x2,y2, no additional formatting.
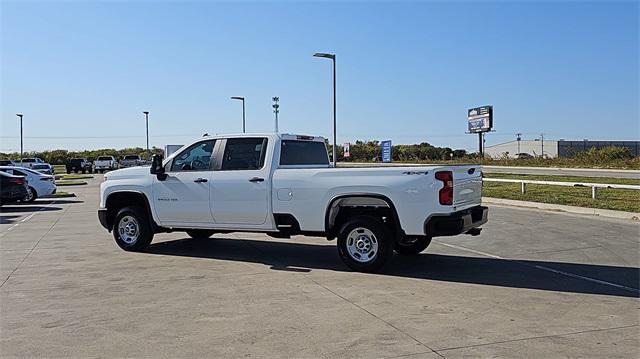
220,138,267,171
13,169,26,176
170,140,216,171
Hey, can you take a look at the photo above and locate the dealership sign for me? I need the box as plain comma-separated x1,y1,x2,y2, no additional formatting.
467,105,493,133
344,143,350,158
381,140,392,163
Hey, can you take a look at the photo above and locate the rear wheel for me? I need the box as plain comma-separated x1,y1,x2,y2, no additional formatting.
395,236,432,255
113,206,153,251
22,186,37,203
186,229,215,239
337,216,394,272
66,169,71,174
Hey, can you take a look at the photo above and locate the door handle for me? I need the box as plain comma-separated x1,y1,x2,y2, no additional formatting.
194,178,208,183
249,177,264,183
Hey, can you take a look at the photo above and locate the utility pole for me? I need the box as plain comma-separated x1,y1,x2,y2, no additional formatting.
143,111,150,157
272,97,279,132
540,133,544,158
516,133,522,154
478,132,483,157
16,113,23,159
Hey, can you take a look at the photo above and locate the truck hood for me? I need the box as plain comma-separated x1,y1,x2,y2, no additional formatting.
104,166,150,179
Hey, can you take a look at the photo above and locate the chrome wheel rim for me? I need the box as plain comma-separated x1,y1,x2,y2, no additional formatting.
118,215,139,244
346,227,378,263
24,187,34,202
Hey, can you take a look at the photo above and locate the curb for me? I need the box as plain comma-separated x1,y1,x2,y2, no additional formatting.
482,165,640,174
482,197,640,221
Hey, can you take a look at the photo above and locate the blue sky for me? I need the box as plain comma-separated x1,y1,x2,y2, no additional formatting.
1,0,638,152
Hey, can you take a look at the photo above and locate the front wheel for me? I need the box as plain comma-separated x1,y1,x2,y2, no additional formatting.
395,236,432,255
186,229,215,239
113,206,154,251
337,216,394,273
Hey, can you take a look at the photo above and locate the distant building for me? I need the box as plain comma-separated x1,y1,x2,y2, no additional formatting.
485,140,639,158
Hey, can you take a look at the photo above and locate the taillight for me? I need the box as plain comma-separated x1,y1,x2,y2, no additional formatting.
435,171,453,205
9,178,25,185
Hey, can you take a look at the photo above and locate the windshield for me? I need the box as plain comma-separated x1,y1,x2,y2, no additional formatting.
97,156,112,161
124,155,139,160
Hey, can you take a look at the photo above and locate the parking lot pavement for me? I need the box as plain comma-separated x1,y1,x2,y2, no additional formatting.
1,176,638,358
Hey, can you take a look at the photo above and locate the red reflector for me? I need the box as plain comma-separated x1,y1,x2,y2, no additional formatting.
9,178,25,185
435,171,453,205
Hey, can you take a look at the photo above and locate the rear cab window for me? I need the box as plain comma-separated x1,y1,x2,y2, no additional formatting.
219,138,268,171
279,140,330,166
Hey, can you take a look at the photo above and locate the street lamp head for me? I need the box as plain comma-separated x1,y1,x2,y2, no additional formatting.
230,96,244,100
313,52,335,59
16,113,23,117
143,111,149,115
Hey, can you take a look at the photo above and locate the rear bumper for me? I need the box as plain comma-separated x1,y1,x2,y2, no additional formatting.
424,206,488,237
98,209,109,230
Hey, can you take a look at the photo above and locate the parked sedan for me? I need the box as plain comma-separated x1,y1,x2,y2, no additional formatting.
0,166,56,202
0,172,28,205
31,163,54,175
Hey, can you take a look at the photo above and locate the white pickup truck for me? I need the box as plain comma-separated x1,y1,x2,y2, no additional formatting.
98,133,487,272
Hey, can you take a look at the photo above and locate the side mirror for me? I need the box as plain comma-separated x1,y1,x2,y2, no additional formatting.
150,154,167,180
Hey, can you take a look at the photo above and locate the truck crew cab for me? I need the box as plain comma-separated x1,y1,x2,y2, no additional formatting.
98,133,487,272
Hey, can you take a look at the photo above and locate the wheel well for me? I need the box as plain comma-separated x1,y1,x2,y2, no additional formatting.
325,195,403,240
105,192,156,231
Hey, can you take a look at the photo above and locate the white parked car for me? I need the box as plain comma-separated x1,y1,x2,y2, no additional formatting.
94,156,119,173
120,155,143,168
0,166,56,202
98,133,487,272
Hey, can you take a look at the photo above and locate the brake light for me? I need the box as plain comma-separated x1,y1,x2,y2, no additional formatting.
435,171,453,205
9,178,25,185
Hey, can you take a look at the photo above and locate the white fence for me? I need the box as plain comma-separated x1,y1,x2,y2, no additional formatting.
483,178,640,199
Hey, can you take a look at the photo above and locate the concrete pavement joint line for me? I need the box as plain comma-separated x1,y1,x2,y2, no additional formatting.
434,241,640,294
435,324,640,352
307,277,446,359
509,245,604,257
0,200,65,288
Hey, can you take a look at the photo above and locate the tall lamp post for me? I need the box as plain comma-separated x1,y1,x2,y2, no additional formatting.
272,97,280,132
230,96,246,133
16,113,23,159
313,52,337,167
143,111,150,157
516,133,522,154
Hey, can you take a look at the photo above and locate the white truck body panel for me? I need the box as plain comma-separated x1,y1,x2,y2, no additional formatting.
100,133,484,237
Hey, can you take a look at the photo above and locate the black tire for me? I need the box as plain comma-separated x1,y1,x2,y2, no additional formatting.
74,169,79,174
337,215,394,273
186,229,215,239
81,169,86,174
23,186,38,203
88,168,93,174
66,169,71,174
395,236,432,255
112,206,154,251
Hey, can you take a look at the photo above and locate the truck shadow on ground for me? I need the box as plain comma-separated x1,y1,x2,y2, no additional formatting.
146,237,639,298
0,206,63,213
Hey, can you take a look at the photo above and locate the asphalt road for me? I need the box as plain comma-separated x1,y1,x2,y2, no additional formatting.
1,176,639,358
339,163,640,179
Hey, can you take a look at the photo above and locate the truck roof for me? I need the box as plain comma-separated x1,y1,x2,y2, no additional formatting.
203,132,327,143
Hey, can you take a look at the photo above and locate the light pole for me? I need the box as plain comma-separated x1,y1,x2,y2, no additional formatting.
540,133,544,158
143,111,150,157
230,97,246,133
272,97,279,132
516,133,522,154
16,113,23,159
313,52,337,167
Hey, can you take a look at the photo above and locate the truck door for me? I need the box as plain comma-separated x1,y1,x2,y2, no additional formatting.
210,137,269,225
153,139,216,225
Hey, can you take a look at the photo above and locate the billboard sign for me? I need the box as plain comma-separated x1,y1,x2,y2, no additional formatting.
467,105,493,133
381,140,392,163
343,143,350,158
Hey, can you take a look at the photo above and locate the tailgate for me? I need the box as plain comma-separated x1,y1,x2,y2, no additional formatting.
452,166,482,207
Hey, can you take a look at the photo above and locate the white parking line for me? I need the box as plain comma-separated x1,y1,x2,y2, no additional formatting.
435,241,640,295
0,201,57,237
